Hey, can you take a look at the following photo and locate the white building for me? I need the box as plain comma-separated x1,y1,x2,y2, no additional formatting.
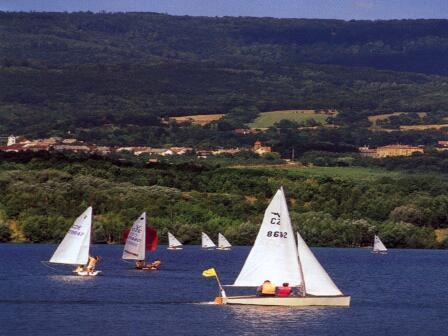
7,135,16,146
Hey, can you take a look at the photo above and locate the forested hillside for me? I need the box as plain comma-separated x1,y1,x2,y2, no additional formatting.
1,12,448,145
2,12,448,74
0,153,443,248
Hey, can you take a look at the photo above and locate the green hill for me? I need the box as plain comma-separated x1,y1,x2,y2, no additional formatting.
1,12,448,147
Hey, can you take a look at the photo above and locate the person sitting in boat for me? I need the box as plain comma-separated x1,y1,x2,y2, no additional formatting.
135,260,145,269
74,265,85,273
276,282,293,297
146,259,161,270
257,280,276,296
86,256,100,273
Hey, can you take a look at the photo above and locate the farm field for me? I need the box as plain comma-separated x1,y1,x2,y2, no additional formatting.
400,124,448,131
249,109,336,128
368,112,428,129
169,114,224,125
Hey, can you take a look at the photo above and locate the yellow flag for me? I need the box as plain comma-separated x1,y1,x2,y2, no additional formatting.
202,268,217,277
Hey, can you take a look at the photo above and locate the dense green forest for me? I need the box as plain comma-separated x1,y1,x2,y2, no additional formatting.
0,152,444,248
1,13,448,248
1,12,448,147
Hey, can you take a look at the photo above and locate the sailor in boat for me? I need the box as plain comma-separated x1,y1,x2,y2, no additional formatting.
135,260,145,269
147,259,161,270
277,283,293,297
86,256,101,274
256,280,276,297
135,259,161,270
74,265,85,273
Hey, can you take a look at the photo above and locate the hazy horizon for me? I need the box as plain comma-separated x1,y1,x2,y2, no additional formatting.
1,0,448,20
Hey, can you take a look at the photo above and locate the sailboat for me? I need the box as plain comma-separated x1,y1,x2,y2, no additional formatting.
49,207,101,276
218,187,350,307
201,232,216,249
167,232,183,250
372,235,387,254
217,233,232,250
122,212,158,268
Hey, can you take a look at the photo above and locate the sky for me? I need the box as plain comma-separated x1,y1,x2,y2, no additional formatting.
0,0,447,20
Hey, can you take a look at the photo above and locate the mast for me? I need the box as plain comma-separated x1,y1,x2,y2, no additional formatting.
296,237,307,296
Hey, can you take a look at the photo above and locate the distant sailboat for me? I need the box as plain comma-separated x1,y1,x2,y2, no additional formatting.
372,235,387,254
217,187,350,307
167,232,183,250
201,232,216,249
217,233,231,250
49,207,100,276
122,212,158,266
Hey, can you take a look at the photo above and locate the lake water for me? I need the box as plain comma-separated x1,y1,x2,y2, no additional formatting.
0,244,447,335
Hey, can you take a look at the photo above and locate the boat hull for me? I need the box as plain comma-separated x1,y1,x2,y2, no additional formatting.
219,295,350,307
167,247,183,250
216,247,231,251
77,270,101,276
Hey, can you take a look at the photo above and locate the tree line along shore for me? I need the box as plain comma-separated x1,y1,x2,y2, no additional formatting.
0,152,445,249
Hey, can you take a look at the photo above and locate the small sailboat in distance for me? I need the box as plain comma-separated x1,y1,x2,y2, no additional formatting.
201,232,216,249
167,232,183,250
122,212,158,269
372,235,387,254
215,187,350,307
49,207,101,276
217,233,232,250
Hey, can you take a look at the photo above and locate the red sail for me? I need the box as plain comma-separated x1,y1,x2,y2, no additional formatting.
146,227,158,251
122,229,130,243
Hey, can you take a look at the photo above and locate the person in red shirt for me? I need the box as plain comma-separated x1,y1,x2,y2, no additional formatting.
277,282,293,297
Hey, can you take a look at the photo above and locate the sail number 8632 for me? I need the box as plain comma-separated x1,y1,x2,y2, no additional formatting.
267,231,288,238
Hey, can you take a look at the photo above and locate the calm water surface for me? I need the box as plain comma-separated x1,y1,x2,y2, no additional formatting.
0,244,447,335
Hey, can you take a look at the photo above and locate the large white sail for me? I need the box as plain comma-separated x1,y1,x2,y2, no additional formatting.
296,232,343,296
122,212,146,260
168,232,183,248
202,232,216,248
218,233,232,249
373,235,387,252
50,207,92,265
233,188,302,287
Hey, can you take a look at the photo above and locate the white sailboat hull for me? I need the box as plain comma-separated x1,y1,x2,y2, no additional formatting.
220,295,350,307
167,247,183,250
216,247,231,250
76,270,102,276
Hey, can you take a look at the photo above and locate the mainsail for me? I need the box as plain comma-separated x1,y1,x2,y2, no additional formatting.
233,188,302,286
122,212,146,260
218,233,232,249
373,235,387,252
168,232,182,248
296,232,343,296
50,207,92,265
202,232,216,248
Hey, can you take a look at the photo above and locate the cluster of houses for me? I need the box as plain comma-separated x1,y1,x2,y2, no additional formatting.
358,144,425,158
0,135,273,159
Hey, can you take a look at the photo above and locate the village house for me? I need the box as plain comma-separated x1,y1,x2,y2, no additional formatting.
359,144,424,158
252,140,272,155
212,148,241,155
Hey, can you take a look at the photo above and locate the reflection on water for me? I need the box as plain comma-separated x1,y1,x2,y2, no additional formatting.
226,304,338,334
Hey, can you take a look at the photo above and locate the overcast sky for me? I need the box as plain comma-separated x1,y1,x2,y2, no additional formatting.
1,0,447,20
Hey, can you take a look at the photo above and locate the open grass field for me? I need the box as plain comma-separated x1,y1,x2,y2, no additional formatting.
369,112,428,129
400,124,448,131
249,109,336,129
169,114,224,125
231,164,439,180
